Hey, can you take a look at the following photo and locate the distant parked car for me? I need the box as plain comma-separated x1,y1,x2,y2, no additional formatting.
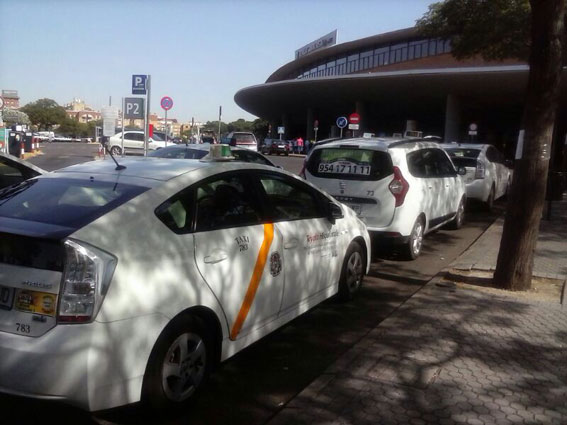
441,143,512,210
261,139,290,156
107,131,167,155
304,137,467,259
223,132,258,152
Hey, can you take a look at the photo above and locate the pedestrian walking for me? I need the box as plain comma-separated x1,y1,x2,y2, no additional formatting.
297,137,304,154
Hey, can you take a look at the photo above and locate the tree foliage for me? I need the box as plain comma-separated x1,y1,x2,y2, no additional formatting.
416,0,532,60
2,108,31,126
20,98,67,130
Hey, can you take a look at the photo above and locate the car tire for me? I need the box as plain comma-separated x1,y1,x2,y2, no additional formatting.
142,315,212,410
447,197,465,230
404,216,424,260
485,186,495,212
338,241,365,301
110,145,122,156
285,152,289,156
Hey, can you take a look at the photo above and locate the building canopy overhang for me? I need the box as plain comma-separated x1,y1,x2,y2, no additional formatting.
236,66,567,122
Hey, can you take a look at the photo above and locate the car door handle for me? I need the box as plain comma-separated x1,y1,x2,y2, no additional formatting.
284,239,299,249
204,250,228,264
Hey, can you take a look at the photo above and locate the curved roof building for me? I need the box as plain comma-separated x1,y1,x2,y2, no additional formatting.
235,27,567,161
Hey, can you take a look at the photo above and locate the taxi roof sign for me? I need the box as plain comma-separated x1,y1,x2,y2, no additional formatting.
201,144,235,162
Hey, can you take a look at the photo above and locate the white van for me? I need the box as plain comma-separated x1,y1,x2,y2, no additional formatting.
304,138,467,259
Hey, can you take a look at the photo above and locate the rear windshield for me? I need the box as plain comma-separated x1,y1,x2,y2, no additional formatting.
445,148,481,159
450,157,478,168
149,147,207,159
0,178,150,228
234,134,256,144
307,148,393,181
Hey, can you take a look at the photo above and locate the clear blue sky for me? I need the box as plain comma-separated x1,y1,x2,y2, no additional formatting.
0,0,433,123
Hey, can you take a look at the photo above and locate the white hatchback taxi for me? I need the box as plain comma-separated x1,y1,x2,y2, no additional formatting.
304,138,466,259
440,143,512,210
0,148,370,411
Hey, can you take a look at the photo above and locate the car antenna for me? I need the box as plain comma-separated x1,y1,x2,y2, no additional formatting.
101,137,126,170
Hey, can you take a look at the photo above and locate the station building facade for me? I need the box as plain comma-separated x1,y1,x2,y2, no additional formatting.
235,27,567,164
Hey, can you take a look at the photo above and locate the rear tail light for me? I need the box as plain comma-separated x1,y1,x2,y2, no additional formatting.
475,161,485,179
58,239,117,323
388,166,410,207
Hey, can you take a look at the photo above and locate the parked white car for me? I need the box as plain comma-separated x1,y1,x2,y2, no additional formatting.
0,151,370,411
441,143,512,210
108,130,168,155
304,138,467,259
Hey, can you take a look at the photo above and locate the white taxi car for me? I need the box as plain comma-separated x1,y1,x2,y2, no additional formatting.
0,148,370,411
304,138,466,259
440,143,512,210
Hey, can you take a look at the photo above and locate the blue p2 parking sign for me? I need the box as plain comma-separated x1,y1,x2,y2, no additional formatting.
132,75,147,95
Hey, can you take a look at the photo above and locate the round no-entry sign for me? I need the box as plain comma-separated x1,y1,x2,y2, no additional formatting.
160,96,173,111
349,112,360,124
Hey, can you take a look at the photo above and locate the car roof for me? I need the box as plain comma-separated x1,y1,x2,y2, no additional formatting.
312,137,441,152
439,143,488,150
53,157,210,181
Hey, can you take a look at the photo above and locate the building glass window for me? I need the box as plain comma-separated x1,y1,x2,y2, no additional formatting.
347,53,359,73
360,50,373,70
429,39,437,56
317,64,326,77
437,39,445,54
326,60,336,76
336,57,346,75
374,46,389,66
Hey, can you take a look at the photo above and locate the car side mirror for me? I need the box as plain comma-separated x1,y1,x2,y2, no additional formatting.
328,202,344,224
457,166,467,176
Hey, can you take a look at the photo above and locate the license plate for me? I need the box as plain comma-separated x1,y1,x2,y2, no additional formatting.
0,286,15,311
318,162,371,175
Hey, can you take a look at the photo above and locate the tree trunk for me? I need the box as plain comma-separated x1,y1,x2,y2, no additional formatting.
493,0,566,291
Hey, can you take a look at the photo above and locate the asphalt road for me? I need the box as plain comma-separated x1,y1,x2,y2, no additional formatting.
3,143,502,425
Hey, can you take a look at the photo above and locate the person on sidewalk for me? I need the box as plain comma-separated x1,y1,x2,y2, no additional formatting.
297,137,304,154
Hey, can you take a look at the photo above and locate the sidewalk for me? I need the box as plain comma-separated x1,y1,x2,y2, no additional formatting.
267,198,567,425
451,196,567,282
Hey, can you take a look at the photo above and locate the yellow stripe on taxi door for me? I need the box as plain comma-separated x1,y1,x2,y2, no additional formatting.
230,223,274,340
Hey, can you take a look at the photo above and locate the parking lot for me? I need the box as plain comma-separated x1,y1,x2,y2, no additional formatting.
0,142,505,425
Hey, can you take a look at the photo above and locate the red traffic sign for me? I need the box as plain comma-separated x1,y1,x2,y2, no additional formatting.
349,113,360,124
160,96,173,111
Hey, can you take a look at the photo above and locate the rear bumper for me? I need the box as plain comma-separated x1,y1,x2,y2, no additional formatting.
369,231,410,244
0,313,169,411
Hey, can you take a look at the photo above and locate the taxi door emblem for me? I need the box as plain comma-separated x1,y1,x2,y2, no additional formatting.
270,252,282,277
339,181,346,194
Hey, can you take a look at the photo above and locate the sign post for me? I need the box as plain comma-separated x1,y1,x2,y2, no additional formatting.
348,112,360,137
336,116,347,138
468,123,478,142
277,126,285,140
132,74,150,156
160,96,173,146
124,97,145,156
314,119,319,143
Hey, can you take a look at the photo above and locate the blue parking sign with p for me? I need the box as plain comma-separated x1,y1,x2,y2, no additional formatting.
132,75,147,95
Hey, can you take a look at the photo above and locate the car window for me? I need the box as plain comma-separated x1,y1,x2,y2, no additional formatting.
232,150,271,166
0,161,26,189
307,147,393,181
149,147,206,159
0,178,149,229
195,174,263,232
446,148,481,159
408,148,456,178
258,173,325,221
